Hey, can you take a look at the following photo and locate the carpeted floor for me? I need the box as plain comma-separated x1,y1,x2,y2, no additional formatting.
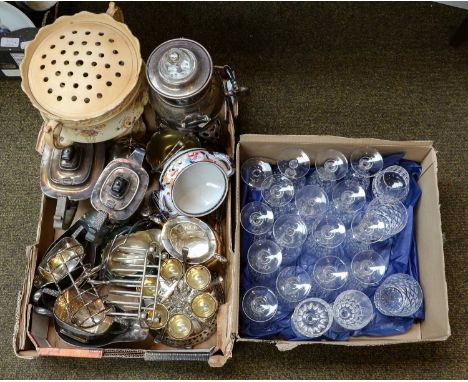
0,1,467,379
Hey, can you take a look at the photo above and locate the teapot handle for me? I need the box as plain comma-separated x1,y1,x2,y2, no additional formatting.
106,1,124,22
43,120,72,149
207,152,235,178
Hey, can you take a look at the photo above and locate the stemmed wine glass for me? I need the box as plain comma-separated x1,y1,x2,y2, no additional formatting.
350,147,384,178
277,148,310,179
315,149,348,182
261,174,295,208
241,157,273,189
241,202,275,235
273,214,308,248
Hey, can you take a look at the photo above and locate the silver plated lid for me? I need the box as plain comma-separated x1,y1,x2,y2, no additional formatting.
40,142,106,200
91,148,149,222
146,38,213,100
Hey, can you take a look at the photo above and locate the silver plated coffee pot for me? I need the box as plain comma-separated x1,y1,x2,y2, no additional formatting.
146,38,247,145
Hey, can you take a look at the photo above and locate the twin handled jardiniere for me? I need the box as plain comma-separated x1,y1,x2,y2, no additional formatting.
158,148,234,218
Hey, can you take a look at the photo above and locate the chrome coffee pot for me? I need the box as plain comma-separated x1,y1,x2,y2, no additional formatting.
146,38,247,146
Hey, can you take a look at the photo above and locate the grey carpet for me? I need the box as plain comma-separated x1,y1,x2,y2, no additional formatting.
0,1,467,379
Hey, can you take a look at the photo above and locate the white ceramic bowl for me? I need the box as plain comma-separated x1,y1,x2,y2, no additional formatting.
172,161,228,217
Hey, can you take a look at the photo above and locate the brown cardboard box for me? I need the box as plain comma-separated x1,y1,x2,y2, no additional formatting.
13,132,450,366
13,116,237,367
234,134,450,351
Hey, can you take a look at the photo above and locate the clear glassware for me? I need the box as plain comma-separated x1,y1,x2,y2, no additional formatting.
332,290,374,330
261,174,295,208
277,147,310,179
350,147,384,178
276,266,312,305
350,210,386,244
280,246,303,266
291,298,333,338
313,256,349,291
343,171,371,190
306,171,337,197
241,157,273,189
273,214,308,248
372,165,410,201
242,286,278,322
295,185,329,220
311,211,346,248
332,179,367,214
365,198,408,238
247,239,282,281
351,250,387,285
374,273,423,317
241,202,274,235
315,149,348,182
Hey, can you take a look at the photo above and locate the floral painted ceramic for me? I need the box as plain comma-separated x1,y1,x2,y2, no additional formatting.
158,148,234,217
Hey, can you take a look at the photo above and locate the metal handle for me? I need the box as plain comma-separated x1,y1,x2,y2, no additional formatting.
144,349,213,362
213,254,228,264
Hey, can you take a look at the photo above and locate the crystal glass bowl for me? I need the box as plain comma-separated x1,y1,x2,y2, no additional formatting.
332,290,374,330
291,298,333,338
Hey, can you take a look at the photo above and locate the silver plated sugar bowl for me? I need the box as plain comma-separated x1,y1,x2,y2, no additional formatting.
146,38,246,145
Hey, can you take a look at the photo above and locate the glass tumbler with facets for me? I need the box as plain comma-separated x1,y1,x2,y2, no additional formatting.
291,298,333,338
332,290,374,330
315,149,349,182
374,273,423,317
241,201,275,235
350,147,384,178
365,198,408,239
276,266,312,308
241,157,273,189
247,239,283,282
261,174,295,208
372,165,410,202
277,147,311,179
273,214,308,248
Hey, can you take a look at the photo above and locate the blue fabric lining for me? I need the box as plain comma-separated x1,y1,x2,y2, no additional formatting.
239,153,424,340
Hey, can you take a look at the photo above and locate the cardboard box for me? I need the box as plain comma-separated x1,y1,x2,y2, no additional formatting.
13,115,237,367
13,132,450,366
234,134,450,351
0,28,38,78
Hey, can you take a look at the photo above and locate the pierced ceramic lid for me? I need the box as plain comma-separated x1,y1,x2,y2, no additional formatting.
21,11,142,121
146,38,212,100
